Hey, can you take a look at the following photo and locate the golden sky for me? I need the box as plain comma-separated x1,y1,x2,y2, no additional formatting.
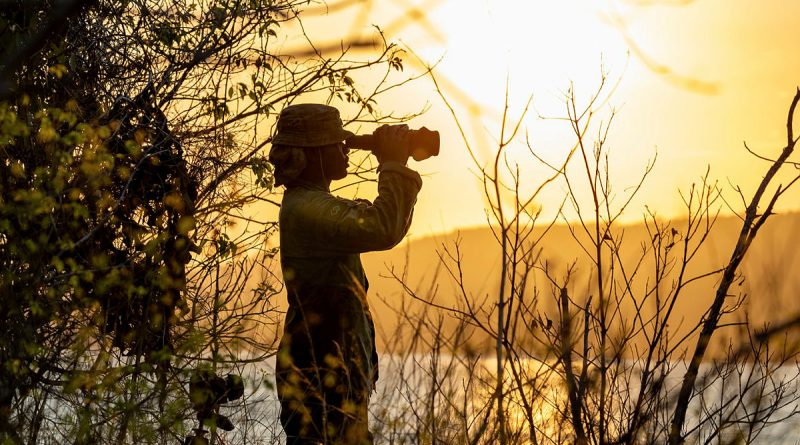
270,0,800,239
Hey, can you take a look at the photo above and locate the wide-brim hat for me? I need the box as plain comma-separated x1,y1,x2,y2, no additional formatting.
271,103,354,147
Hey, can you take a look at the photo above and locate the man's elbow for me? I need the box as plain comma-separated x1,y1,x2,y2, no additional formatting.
370,226,407,251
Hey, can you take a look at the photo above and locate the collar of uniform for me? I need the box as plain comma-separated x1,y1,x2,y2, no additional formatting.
286,178,330,192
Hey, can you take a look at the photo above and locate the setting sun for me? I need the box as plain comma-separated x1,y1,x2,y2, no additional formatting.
418,1,629,110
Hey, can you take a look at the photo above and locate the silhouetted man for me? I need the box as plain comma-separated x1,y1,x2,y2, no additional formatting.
269,104,421,444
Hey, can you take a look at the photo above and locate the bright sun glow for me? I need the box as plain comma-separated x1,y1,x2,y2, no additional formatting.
418,1,629,116
388,1,638,234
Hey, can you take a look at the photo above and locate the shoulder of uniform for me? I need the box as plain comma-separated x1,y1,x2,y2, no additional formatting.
284,188,363,218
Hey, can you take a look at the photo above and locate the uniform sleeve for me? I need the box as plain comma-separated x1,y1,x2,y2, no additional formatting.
296,162,422,254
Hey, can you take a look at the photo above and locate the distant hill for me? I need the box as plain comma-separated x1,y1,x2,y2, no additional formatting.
361,212,800,353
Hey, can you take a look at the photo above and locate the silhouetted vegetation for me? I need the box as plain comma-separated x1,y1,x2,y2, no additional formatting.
0,1,407,443
371,73,800,444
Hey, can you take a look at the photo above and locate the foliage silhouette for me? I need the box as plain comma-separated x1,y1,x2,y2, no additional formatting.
0,0,410,443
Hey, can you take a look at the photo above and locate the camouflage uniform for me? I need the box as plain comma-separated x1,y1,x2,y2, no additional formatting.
271,104,422,444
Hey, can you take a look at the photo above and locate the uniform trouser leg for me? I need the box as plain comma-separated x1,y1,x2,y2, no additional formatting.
277,332,373,444
277,357,372,444
277,289,376,444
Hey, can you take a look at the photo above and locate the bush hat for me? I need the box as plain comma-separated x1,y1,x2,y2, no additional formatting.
271,103,354,147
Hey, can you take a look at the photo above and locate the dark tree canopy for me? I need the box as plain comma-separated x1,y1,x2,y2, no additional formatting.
0,0,406,442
